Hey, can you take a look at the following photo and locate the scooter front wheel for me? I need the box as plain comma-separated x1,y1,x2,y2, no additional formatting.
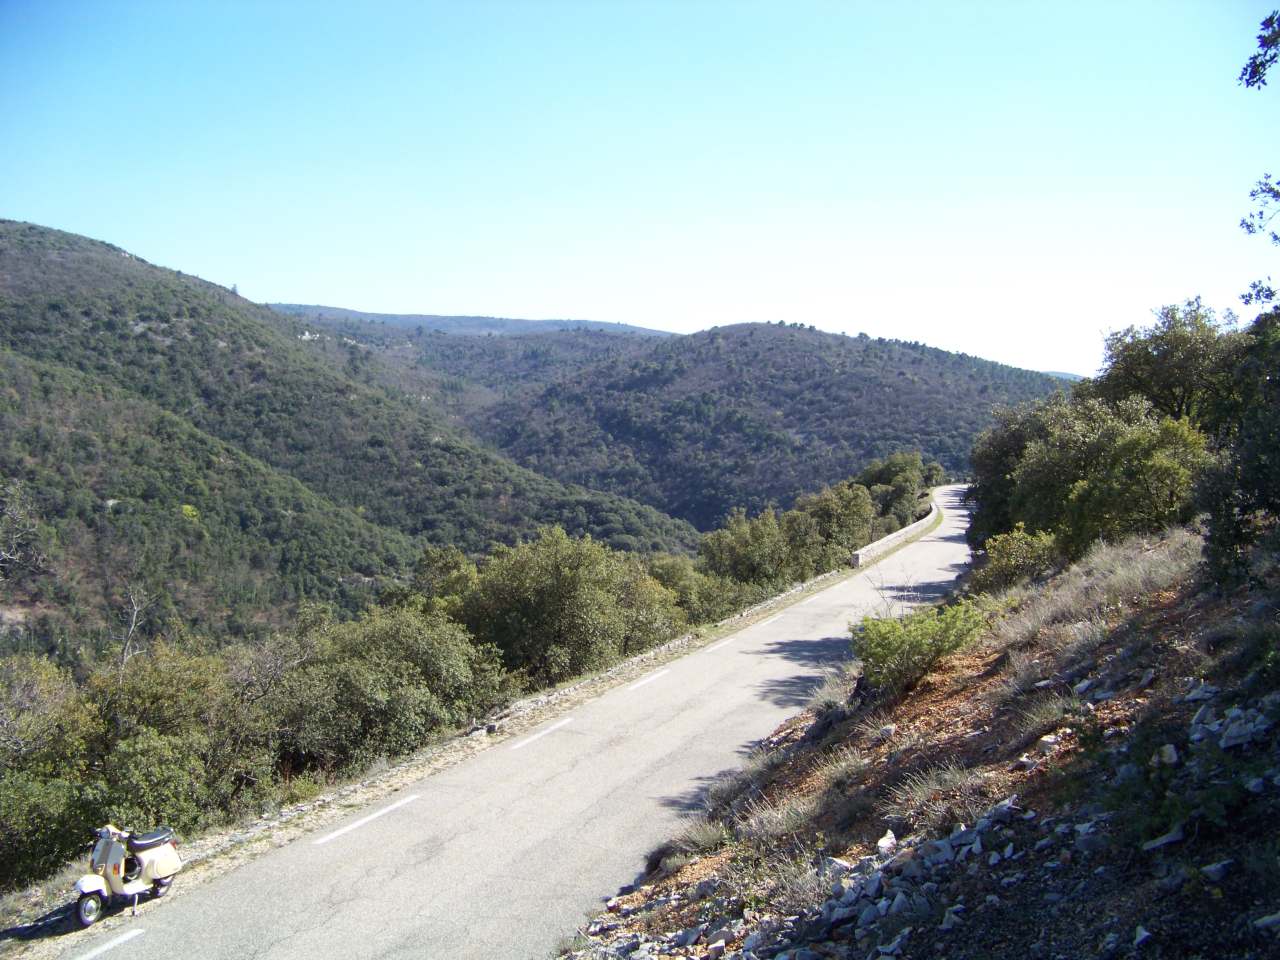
75,892,103,928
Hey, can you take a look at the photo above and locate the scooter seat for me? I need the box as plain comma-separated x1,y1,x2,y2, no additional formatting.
127,827,174,852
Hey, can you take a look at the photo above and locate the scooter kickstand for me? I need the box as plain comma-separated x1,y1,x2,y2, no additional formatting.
132,894,139,916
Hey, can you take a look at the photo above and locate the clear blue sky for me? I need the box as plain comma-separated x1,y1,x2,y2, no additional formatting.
3,1,1276,374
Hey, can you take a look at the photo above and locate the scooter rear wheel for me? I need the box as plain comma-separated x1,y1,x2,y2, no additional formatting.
151,878,173,898
75,893,103,928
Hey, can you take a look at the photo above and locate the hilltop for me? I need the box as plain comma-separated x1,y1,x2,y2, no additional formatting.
270,303,671,337
474,324,1062,528
288,316,1063,531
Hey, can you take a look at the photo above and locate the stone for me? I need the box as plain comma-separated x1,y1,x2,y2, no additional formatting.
1137,668,1155,689
1200,860,1233,883
1253,911,1280,932
1133,925,1153,948
877,829,898,856
878,927,911,956
864,871,883,900
606,897,623,913
1153,744,1179,766
1140,823,1184,852
1245,777,1266,794
674,924,706,947
859,902,881,926
889,891,909,915
824,856,855,876
707,941,727,960
1219,720,1259,750
1183,680,1219,702
1036,735,1060,755
988,852,1001,866
988,796,1020,824
876,723,898,743
924,838,955,865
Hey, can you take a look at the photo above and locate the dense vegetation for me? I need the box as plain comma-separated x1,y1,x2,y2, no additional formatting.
0,350,422,648
0,220,704,651
966,299,1280,586
470,323,1059,528
0,451,936,889
281,307,1059,531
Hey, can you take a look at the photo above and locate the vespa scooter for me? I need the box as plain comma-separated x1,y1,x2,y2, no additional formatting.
73,824,182,927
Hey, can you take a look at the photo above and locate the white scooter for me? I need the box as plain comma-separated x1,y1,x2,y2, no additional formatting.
73,824,182,927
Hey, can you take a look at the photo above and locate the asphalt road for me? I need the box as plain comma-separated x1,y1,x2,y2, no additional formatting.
58,486,971,960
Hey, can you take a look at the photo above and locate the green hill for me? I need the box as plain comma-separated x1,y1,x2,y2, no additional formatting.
0,350,420,646
472,323,1063,528
0,221,699,647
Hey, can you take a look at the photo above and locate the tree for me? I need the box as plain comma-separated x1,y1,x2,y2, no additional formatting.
1086,298,1248,435
1009,397,1209,558
1240,10,1279,89
462,527,683,685
0,481,47,584
1240,10,1278,304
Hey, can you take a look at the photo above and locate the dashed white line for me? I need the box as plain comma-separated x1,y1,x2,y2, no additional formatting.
313,794,420,845
759,614,781,626
627,669,670,691
510,717,573,751
76,929,145,960
704,637,737,653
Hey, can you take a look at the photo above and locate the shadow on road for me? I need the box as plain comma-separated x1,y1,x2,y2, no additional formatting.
747,634,849,708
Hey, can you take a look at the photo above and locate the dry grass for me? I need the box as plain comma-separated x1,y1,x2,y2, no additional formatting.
1018,692,1083,737
704,747,788,818
988,528,1199,655
672,816,731,855
813,745,870,793
761,852,829,914
883,760,987,832
807,668,852,713
736,793,817,843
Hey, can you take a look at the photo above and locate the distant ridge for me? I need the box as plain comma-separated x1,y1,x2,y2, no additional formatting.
1043,370,1085,381
270,303,672,337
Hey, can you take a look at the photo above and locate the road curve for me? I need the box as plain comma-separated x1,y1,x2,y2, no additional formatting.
57,486,971,960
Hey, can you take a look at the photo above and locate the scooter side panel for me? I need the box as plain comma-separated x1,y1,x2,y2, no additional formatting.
146,844,182,879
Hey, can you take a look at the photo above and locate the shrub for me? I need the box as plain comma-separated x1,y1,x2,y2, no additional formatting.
854,600,986,695
969,523,1058,594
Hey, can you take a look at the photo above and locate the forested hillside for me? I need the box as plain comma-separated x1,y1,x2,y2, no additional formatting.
0,221,699,650
474,324,1061,528
0,351,419,646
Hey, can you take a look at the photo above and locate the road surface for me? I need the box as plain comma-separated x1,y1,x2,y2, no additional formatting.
56,486,971,960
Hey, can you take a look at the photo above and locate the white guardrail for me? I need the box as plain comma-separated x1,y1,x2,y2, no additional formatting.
851,499,940,568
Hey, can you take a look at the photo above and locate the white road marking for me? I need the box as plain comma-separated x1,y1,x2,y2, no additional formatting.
510,717,573,751
313,794,420,845
759,614,781,626
627,669,670,691
799,593,825,606
76,929,145,960
704,637,737,653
